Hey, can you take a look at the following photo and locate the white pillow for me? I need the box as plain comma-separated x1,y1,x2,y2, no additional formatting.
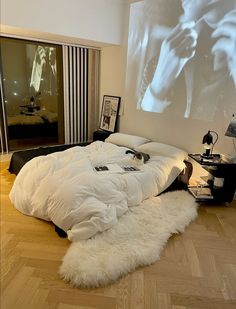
135,142,187,160
105,133,150,149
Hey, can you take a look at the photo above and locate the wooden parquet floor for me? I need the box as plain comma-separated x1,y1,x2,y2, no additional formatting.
1,160,236,309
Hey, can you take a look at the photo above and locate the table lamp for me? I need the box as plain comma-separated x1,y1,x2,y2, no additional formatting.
201,130,218,159
225,117,236,138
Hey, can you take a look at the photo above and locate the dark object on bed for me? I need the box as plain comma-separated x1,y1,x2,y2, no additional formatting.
163,160,193,193
178,160,193,186
8,142,90,175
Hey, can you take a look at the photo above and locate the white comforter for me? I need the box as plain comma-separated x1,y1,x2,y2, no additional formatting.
9,141,186,241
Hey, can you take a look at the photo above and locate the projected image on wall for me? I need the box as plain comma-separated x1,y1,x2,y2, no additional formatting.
127,0,236,120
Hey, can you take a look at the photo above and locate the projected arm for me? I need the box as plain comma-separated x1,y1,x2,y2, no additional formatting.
30,46,47,92
141,22,198,112
211,9,236,86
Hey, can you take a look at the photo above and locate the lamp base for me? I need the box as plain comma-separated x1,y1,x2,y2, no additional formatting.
201,154,213,160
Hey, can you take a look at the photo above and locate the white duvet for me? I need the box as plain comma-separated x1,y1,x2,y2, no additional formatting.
9,141,186,241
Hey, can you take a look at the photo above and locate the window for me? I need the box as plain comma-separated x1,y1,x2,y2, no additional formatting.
1,37,64,151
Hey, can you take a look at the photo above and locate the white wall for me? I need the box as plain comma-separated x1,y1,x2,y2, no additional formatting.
1,0,125,45
99,2,130,129
99,45,126,128
118,1,236,160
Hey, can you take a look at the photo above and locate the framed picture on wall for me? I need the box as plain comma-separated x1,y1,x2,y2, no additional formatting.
99,95,121,132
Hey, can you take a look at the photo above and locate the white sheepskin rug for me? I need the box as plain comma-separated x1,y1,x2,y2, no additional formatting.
59,190,198,288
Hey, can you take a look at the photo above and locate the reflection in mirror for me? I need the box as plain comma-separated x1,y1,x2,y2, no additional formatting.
1,37,64,151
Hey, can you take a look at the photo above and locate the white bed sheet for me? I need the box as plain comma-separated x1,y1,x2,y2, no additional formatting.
9,141,186,241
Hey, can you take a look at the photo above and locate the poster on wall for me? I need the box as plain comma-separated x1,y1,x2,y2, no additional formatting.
99,95,121,132
126,0,236,121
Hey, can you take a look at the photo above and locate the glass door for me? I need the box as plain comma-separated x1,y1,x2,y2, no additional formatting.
0,37,64,151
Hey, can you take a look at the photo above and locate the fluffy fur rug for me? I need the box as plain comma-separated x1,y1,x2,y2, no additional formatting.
59,190,198,288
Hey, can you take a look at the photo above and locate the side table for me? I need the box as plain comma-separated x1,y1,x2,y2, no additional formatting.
188,154,236,203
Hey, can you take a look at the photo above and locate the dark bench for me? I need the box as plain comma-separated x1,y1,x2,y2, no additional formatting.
8,142,90,175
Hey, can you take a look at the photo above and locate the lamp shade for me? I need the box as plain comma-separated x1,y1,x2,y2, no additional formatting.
225,119,236,138
202,131,213,145
201,130,218,159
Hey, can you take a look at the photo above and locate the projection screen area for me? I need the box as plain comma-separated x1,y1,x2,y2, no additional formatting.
127,0,236,121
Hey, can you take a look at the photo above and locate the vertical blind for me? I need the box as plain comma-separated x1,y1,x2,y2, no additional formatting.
63,46,89,144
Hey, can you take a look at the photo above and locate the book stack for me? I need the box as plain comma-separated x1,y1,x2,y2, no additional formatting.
188,186,214,201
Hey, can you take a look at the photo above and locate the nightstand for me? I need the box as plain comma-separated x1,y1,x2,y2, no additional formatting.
93,130,111,142
188,154,236,203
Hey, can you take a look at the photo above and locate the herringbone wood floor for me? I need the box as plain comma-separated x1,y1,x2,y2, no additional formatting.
1,160,236,309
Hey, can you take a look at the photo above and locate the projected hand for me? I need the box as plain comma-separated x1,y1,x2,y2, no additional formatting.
35,46,47,68
149,22,198,100
49,48,56,66
211,9,236,86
